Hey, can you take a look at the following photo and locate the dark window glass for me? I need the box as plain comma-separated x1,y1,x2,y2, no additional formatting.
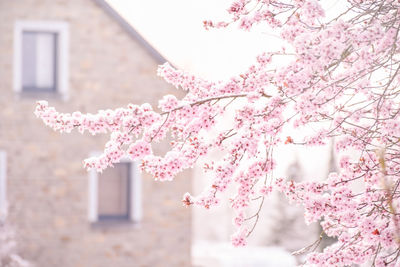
98,163,130,220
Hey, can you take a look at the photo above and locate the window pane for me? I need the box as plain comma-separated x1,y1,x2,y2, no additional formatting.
98,163,130,219
36,33,56,88
22,33,37,87
22,31,57,91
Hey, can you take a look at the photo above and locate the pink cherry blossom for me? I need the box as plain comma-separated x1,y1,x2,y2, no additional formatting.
35,0,400,265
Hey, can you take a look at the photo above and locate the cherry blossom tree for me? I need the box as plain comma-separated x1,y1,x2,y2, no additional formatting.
35,0,400,265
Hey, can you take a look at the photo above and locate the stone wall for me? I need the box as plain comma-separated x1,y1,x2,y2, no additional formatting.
0,0,191,266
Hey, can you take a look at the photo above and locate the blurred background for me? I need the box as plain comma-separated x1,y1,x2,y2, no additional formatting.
0,0,337,266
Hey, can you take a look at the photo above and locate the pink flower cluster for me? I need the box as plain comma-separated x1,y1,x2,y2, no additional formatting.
231,227,248,247
127,140,151,160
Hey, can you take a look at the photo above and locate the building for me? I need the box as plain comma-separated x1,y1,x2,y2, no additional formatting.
0,0,191,266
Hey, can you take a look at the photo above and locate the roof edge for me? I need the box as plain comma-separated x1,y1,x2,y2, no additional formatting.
93,0,167,64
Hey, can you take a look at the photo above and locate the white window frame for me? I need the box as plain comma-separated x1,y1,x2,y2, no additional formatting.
14,20,69,100
88,156,142,224
0,151,7,216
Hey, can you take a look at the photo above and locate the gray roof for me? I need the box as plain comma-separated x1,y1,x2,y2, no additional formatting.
93,0,167,64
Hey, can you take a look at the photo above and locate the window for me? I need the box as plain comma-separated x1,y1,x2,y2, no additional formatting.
22,31,57,92
88,159,142,224
14,21,69,99
0,151,6,215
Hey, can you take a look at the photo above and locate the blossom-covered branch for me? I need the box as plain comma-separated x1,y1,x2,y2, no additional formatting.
36,0,400,265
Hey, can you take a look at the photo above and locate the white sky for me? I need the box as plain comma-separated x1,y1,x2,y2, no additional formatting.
107,0,344,80
106,0,281,80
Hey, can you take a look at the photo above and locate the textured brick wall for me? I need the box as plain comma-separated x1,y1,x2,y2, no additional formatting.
0,0,191,266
